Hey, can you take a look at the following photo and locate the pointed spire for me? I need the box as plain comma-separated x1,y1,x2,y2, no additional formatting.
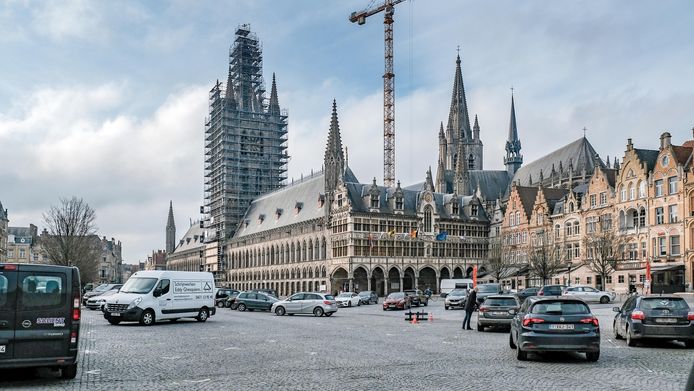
225,66,236,107
473,115,480,141
324,99,345,193
435,158,446,193
439,121,445,139
606,155,611,167
167,201,175,227
504,92,523,176
268,73,280,115
447,51,472,142
165,201,176,254
424,166,435,192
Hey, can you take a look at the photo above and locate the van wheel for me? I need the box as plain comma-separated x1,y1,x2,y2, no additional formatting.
196,308,209,322
237,304,247,312
61,363,78,379
275,306,286,316
313,307,324,317
139,309,155,326
107,318,121,325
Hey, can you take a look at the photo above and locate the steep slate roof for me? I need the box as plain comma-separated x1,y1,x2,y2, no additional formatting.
602,168,618,188
512,137,604,187
343,166,359,184
542,188,570,214
515,186,538,218
8,227,35,244
173,223,205,253
234,173,325,238
634,148,659,172
405,170,511,201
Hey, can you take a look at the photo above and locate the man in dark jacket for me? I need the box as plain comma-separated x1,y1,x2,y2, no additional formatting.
462,287,478,330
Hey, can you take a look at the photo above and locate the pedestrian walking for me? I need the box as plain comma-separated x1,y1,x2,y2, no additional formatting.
462,287,478,330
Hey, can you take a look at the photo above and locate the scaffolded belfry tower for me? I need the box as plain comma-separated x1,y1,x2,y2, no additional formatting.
204,25,288,243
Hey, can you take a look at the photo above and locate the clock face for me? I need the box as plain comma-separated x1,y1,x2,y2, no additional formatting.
424,193,432,202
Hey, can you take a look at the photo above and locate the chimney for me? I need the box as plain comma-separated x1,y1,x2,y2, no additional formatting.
626,138,633,151
660,132,671,149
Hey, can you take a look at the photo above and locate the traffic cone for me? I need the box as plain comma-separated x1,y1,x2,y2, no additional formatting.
411,312,418,325
428,313,433,322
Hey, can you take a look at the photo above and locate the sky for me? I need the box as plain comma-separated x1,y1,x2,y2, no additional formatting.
1,0,693,264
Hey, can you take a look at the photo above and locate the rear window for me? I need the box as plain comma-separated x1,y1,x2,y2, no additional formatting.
484,298,517,306
478,284,499,293
641,298,689,311
19,273,67,309
324,295,335,300
0,275,10,307
531,300,590,315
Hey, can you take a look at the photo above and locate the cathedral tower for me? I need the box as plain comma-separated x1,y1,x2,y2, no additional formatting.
165,201,176,254
504,92,523,176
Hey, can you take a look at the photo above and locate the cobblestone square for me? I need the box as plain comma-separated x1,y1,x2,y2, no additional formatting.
1,300,692,390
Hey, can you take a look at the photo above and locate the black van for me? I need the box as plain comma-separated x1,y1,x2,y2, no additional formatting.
0,263,81,379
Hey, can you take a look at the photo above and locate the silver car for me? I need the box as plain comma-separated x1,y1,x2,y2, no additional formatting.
445,289,468,310
272,292,338,317
563,285,616,304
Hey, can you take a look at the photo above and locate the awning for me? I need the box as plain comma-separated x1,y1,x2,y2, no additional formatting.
651,264,685,272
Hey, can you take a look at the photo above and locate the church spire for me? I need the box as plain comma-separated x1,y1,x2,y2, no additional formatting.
504,92,523,176
324,99,345,193
473,115,480,141
447,52,472,143
454,140,469,195
268,73,280,115
165,201,176,254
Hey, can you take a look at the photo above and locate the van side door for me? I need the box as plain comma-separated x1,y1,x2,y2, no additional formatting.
15,271,70,360
0,269,17,362
154,279,171,317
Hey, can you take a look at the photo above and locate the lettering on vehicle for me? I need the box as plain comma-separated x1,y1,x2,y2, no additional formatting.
0,345,5,353
173,281,213,294
36,317,66,327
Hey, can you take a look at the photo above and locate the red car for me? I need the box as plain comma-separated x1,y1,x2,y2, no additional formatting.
382,292,412,311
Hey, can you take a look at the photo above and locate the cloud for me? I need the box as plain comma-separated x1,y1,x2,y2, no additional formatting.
32,0,106,42
0,83,209,262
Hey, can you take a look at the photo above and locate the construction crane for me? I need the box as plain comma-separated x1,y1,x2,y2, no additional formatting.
350,0,406,188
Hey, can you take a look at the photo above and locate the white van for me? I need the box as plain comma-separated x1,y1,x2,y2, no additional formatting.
440,279,474,297
102,271,216,326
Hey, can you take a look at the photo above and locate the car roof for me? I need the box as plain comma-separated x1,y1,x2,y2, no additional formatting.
639,295,687,300
485,295,518,300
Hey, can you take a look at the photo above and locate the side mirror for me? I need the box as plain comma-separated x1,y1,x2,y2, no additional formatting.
612,307,621,313
153,288,162,298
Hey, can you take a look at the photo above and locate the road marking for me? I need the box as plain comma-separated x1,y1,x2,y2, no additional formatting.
306,351,317,355
84,370,101,375
224,347,241,350
184,379,211,383
162,356,181,360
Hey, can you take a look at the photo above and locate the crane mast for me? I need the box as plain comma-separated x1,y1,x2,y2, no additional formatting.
350,0,405,188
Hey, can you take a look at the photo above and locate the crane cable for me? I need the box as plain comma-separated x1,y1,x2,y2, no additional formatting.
408,0,414,181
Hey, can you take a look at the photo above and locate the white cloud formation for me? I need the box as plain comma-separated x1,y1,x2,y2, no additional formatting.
32,0,106,41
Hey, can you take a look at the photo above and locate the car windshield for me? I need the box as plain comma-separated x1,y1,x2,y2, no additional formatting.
449,290,467,297
119,277,158,294
358,292,370,297
484,298,517,306
641,298,689,311
338,293,352,297
388,292,405,299
531,300,590,315
477,285,498,293
93,284,110,292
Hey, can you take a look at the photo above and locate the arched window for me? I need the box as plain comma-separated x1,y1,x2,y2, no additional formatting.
638,181,646,198
468,154,475,170
620,185,626,202
515,211,520,226
555,224,561,239
423,206,433,233
629,182,635,200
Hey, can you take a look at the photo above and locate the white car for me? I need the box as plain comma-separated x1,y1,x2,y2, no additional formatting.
562,285,616,303
85,288,120,310
335,292,361,307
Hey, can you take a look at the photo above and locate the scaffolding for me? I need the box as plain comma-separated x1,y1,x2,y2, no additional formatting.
204,25,289,244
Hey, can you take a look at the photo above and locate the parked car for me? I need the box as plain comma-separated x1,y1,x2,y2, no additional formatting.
358,291,378,305
510,297,600,361
272,292,337,317
537,285,567,297
235,291,278,312
612,295,694,348
382,292,412,310
336,292,361,307
476,283,502,305
225,291,241,309
215,288,240,308
444,289,468,310
251,288,278,298
0,263,82,379
82,283,122,305
404,289,428,306
85,287,120,310
477,295,520,331
515,287,540,303
563,285,616,304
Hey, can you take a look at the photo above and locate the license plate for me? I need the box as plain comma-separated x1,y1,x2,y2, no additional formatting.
491,311,505,315
389,305,395,308
0,345,5,353
549,324,574,330
111,312,120,317
655,318,677,324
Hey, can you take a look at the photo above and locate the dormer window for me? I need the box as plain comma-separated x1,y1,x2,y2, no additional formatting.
395,196,403,210
295,202,303,214
452,201,459,215
370,194,379,208
471,204,478,216
275,208,283,219
258,214,265,223
244,219,250,227
318,194,325,208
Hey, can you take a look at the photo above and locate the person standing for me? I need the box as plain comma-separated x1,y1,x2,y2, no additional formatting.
462,287,478,330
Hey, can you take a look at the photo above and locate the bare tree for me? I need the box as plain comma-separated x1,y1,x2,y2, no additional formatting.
486,237,513,283
527,233,564,285
583,228,622,290
41,197,100,283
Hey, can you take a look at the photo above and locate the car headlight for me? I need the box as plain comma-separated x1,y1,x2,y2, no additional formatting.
127,297,143,309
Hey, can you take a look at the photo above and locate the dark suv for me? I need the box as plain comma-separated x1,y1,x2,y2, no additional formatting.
0,263,82,379
404,289,428,307
613,295,694,348
537,285,567,297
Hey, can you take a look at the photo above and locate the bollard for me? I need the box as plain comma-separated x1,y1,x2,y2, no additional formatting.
428,312,433,322
411,312,418,325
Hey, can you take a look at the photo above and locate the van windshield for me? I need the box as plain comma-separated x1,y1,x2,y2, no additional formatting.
120,277,158,294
